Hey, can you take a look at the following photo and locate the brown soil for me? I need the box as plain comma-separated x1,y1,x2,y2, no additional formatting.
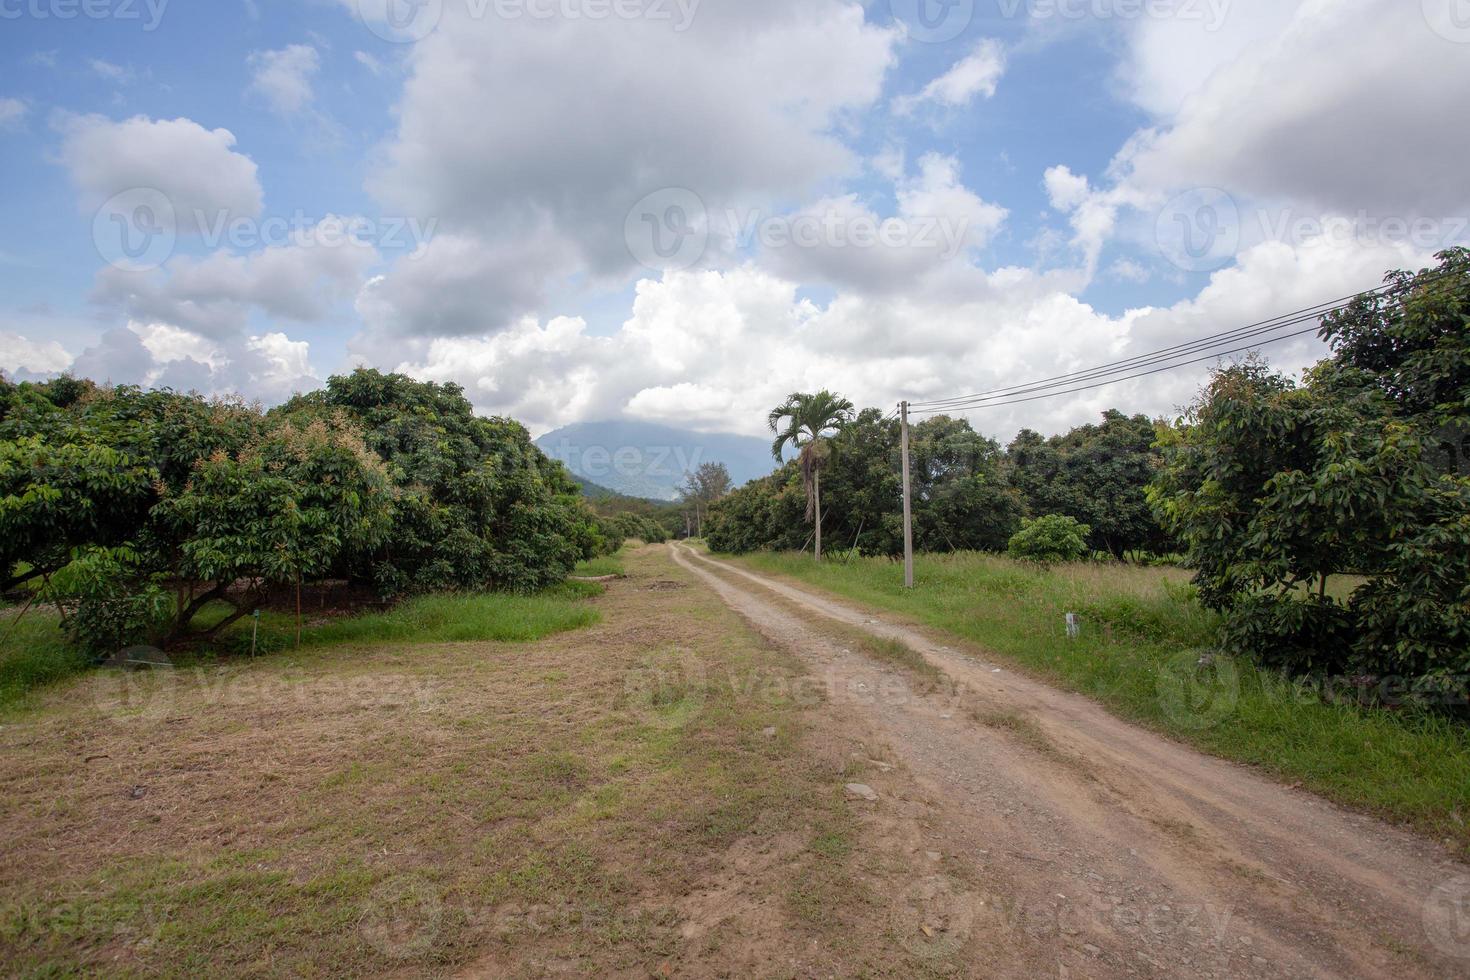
670,542,1470,979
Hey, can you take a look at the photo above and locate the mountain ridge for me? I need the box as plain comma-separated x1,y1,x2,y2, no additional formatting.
537,420,775,501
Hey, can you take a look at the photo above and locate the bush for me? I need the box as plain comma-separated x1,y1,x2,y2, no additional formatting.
1007,515,1091,565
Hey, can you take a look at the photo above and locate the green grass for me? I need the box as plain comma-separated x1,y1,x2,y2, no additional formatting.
0,584,603,712
727,550,1470,849
0,610,89,709
573,554,626,578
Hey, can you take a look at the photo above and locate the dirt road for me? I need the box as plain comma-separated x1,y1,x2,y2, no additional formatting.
670,543,1470,979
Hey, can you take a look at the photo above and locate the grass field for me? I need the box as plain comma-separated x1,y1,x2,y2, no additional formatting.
725,550,1470,850
0,584,603,713
0,545,923,977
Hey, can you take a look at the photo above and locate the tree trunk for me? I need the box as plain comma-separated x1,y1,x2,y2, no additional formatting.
814,468,823,562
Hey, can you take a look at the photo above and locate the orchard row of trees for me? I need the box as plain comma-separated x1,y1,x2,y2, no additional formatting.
706,405,1164,561
708,249,1470,682
0,369,620,655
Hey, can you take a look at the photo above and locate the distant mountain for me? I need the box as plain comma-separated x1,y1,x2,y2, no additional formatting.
537,420,775,501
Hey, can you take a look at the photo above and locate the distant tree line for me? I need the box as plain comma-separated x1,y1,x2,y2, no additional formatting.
707,249,1470,685
705,406,1167,561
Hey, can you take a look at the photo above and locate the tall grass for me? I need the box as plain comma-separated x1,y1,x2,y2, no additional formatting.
732,550,1470,847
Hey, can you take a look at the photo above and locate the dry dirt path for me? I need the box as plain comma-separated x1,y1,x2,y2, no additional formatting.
669,543,1470,979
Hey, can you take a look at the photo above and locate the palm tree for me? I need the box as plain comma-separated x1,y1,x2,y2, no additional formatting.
768,391,854,561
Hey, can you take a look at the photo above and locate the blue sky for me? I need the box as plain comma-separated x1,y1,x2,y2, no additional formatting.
1,0,1466,437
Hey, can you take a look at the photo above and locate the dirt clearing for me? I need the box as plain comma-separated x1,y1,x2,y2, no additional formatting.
1,545,965,977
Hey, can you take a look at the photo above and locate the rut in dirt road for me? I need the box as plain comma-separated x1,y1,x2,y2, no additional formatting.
669,543,1470,979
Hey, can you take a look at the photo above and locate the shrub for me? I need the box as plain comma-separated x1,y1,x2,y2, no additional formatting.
1007,515,1091,565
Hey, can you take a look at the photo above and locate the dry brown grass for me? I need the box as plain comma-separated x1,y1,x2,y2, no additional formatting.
0,545,922,978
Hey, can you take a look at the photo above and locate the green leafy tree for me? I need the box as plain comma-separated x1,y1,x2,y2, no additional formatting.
1007,411,1170,558
767,391,854,561
1150,250,1470,684
707,408,1022,556
1007,515,1091,565
282,369,603,593
678,461,734,537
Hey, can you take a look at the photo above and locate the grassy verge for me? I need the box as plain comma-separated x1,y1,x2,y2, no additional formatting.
725,550,1470,849
0,584,602,713
573,554,626,578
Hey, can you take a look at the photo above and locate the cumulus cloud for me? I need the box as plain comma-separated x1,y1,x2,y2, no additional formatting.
1117,0,1470,218
247,45,320,115
90,216,379,339
356,229,573,339
366,228,1434,441
755,154,1007,293
63,322,319,402
895,39,1005,114
90,59,137,84
368,0,897,297
0,331,72,376
55,114,263,235
0,98,29,129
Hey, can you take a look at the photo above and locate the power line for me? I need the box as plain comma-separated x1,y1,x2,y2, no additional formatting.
907,271,1446,413
906,270,1446,417
909,323,1322,416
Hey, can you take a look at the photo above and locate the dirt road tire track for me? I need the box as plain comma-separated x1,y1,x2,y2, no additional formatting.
670,543,1470,978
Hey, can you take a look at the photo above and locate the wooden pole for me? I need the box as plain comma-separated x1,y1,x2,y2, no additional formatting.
901,401,914,589
813,468,823,562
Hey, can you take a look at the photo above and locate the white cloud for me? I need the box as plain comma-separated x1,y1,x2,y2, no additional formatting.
0,98,28,129
1118,0,1470,218
895,39,1005,114
91,216,379,339
368,0,897,293
55,114,263,235
0,331,72,375
247,45,320,115
372,231,1437,440
90,59,136,84
64,322,319,403
354,51,384,76
753,154,1006,294
356,229,572,338
1043,165,1090,211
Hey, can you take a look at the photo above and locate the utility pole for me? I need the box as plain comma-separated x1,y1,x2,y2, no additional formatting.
900,401,914,589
